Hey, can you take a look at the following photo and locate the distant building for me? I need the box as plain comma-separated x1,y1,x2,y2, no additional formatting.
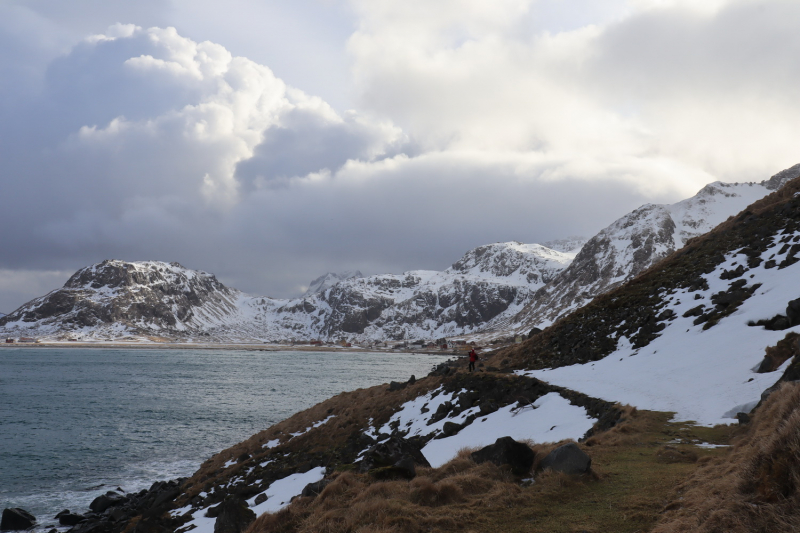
18,337,37,343
5,338,14,343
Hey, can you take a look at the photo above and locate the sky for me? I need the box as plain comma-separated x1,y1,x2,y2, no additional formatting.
1,0,799,312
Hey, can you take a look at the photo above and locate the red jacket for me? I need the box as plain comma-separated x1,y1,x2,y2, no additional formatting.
469,350,477,362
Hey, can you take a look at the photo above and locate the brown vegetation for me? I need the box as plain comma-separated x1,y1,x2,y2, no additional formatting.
241,407,733,533
654,382,800,533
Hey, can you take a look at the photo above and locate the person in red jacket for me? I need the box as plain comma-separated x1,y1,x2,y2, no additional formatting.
468,348,478,372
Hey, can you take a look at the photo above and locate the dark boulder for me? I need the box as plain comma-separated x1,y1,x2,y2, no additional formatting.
301,479,331,497
253,494,267,506
1,508,36,530
539,442,591,475
360,436,431,473
388,381,405,392
479,401,498,415
787,298,800,325
55,510,86,526
369,454,418,480
470,436,535,476
441,421,462,437
213,497,256,533
89,492,126,513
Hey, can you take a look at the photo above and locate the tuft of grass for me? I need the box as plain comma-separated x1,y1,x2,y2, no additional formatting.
655,382,800,533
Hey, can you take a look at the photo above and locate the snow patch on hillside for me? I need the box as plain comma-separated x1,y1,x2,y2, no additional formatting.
522,230,800,426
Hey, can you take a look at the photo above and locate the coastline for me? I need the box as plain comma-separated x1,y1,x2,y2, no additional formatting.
0,341,454,356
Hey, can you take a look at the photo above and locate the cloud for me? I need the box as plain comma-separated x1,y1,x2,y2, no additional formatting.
346,0,800,179
1,2,798,311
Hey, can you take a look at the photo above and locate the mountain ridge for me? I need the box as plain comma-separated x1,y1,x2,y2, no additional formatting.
2,165,798,343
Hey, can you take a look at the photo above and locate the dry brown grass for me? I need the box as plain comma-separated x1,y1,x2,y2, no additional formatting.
242,406,736,533
654,382,800,533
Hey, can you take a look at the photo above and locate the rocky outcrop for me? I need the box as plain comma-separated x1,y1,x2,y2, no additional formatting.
471,436,536,476
1,508,36,530
539,442,591,475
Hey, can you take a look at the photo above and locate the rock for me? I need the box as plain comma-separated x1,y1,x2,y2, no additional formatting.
479,401,498,415
407,375,416,385
253,494,267,506
360,436,431,473
388,381,405,392
1,508,36,530
736,412,751,425
213,498,256,533
441,421,462,437
89,492,126,513
301,479,331,498
150,486,180,509
787,298,800,325
236,453,250,463
394,455,417,478
470,436,536,476
539,442,591,475
457,391,478,410
56,511,86,526
107,508,128,523
369,454,418,480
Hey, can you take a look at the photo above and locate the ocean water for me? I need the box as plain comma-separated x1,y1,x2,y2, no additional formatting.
0,347,448,528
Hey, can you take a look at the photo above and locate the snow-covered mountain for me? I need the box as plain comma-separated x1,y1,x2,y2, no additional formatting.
0,242,581,342
0,260,245,339
508,165,800,331
2,165,798,343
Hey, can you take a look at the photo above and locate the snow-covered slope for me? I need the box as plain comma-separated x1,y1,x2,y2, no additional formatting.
510,165,800,331
496,175,800,426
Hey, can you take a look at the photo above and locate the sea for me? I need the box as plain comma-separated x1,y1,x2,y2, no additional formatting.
0,347,449,528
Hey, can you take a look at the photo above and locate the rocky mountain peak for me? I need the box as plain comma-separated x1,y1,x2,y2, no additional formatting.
446,241,578,288
304,270,364,296
63,260,220,291
763,163,800,190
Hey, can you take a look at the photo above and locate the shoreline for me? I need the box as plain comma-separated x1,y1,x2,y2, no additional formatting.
0,341,457,356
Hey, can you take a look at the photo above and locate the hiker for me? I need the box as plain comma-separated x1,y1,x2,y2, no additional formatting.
468,348,478,372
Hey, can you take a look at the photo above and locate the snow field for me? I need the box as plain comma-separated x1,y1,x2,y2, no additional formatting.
522,231,800,426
